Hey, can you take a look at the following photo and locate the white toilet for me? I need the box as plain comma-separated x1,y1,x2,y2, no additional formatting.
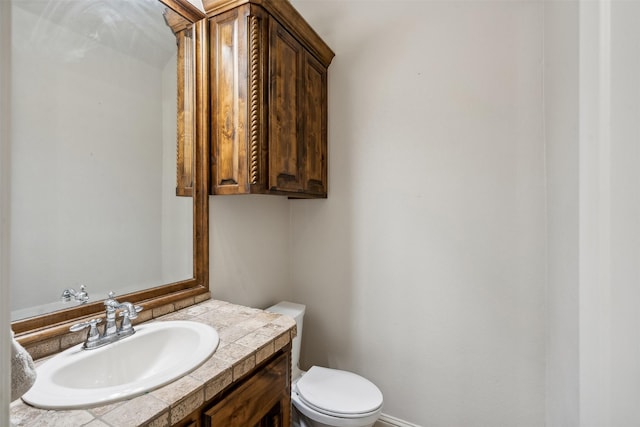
267,302,383,427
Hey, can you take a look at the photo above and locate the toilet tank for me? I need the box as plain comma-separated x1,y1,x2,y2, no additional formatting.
266,301,305,380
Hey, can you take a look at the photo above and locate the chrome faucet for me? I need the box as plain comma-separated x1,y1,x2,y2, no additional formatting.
70,291,142,350
60,285,89,304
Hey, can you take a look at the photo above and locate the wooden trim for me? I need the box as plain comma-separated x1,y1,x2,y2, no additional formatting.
164,8,191,34
13,0,210,345
248,14,261,185
194,17,210,288
161,0,206,23
202,0,245,16
202,0,334,66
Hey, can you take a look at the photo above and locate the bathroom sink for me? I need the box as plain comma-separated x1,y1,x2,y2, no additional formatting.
22,320,219,409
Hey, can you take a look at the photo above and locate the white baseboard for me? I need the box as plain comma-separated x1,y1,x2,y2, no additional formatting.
375,413,423,427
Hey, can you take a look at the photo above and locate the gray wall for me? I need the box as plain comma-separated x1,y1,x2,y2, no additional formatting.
289,1,546,425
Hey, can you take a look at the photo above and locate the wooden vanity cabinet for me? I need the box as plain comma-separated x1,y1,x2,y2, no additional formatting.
205,0,334,198
176,346,291,427
203,349,290,426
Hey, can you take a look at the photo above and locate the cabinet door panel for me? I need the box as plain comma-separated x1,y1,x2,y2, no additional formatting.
302,52,327,196
210,8,249,194
269,20,303,192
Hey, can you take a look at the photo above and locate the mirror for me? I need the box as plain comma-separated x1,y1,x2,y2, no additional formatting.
10,0,208,337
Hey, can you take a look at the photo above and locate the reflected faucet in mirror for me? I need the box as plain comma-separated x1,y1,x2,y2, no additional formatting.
60,285,89,304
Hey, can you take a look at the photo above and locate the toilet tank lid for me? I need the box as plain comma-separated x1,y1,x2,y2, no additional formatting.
265,301,306,317
295,366,383,416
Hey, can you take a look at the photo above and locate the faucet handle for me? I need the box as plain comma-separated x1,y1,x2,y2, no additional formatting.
118,305,143,332
119,304,143,318
70,317,102,332
70,318,102,345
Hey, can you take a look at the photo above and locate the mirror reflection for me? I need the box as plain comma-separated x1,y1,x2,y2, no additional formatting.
10,0,193,320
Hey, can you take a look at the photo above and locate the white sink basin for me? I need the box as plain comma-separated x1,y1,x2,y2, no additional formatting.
22,320,219,409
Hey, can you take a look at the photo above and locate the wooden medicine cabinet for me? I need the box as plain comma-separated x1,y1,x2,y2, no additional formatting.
204,0,334,198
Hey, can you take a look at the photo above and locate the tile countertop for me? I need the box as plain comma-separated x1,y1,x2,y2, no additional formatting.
10,299,296,427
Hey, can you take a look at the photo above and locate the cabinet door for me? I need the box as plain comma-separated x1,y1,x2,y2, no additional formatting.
210,7,250,194
268,19,304,193
301,52,328,196
203,351,290,427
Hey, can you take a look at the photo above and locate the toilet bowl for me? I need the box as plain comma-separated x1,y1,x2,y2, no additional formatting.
266,302,383,427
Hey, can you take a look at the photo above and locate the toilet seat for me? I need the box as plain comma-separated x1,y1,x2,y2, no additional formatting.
292,393,382,427
294,366,383,418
